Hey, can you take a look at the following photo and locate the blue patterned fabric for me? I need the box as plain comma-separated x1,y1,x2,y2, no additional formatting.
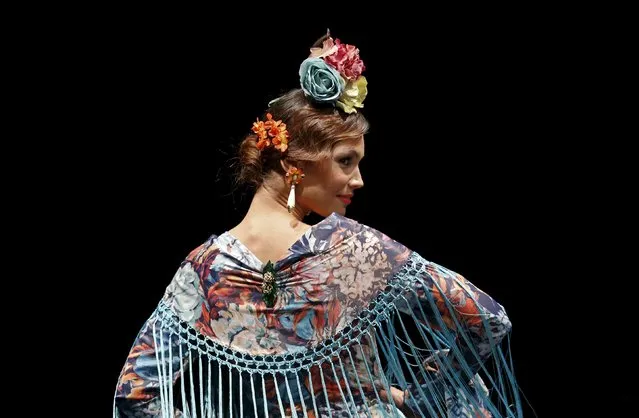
114,213,522,417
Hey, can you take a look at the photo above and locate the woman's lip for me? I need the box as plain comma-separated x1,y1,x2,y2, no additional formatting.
338,196,352,204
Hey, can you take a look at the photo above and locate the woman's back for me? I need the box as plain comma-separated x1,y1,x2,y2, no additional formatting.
114,213,519,417
187,212,408,351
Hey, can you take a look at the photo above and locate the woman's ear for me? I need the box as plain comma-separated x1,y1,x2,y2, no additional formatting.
280,159,303,173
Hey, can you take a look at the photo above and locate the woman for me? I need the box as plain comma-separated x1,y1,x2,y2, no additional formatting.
114,33,522,417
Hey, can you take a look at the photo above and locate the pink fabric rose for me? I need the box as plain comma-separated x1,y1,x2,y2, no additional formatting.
324,39,366,81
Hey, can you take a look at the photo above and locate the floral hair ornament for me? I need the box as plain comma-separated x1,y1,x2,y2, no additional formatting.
251,112,290,152
300,29,368,114
285,166,305,213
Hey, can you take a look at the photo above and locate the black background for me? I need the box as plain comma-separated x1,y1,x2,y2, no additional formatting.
45,9,633,417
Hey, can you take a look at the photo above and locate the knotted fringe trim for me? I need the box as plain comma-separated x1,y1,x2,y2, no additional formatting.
118,252,522,418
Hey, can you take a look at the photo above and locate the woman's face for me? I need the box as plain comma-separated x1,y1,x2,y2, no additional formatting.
298,136,365,217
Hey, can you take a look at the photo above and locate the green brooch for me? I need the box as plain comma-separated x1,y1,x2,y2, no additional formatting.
262,260,278,308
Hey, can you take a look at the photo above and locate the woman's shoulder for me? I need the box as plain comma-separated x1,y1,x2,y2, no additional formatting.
330,214,466,276
323,212,413,260
182,233,224,266
331,212,404,243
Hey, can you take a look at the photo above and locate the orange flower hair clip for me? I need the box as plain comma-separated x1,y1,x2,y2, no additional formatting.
251,113,290,153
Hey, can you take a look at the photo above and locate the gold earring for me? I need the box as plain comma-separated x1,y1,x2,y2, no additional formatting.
285,167,305,213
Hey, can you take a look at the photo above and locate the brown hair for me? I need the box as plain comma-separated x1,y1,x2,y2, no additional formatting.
234,89,369,189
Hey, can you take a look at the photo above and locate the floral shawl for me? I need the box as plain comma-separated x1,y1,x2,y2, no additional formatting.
114,212,522,417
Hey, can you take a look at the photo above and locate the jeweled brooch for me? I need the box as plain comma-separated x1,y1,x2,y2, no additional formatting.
262,260,278,308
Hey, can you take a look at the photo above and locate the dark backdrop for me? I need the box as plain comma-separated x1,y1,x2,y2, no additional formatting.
64,13,632,417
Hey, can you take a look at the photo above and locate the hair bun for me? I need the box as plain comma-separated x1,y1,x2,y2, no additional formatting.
236,134,263,188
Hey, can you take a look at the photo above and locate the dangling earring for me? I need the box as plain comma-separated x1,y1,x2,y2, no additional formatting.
285,167,305,213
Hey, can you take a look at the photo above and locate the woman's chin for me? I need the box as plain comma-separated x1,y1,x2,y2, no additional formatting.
315,207,345,217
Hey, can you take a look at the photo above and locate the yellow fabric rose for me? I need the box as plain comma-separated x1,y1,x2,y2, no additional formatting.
336,76,368,114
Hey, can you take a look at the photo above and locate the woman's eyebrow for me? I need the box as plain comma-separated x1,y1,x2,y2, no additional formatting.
337,150,364,159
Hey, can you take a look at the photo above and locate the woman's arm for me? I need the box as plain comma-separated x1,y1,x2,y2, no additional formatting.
396,252,512,378
114,310,185,417
114,259,206,417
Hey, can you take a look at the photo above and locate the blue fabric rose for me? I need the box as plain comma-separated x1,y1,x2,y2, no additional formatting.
299,57,345,103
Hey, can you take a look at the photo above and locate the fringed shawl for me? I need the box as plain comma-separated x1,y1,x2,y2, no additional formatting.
114,213,522,417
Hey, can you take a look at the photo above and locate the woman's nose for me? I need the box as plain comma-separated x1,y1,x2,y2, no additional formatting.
349,167,364,189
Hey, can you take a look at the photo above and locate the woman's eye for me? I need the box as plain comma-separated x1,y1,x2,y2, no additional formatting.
339,157,352,165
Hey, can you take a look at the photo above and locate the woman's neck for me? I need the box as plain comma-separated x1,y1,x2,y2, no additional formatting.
234,184,309,236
